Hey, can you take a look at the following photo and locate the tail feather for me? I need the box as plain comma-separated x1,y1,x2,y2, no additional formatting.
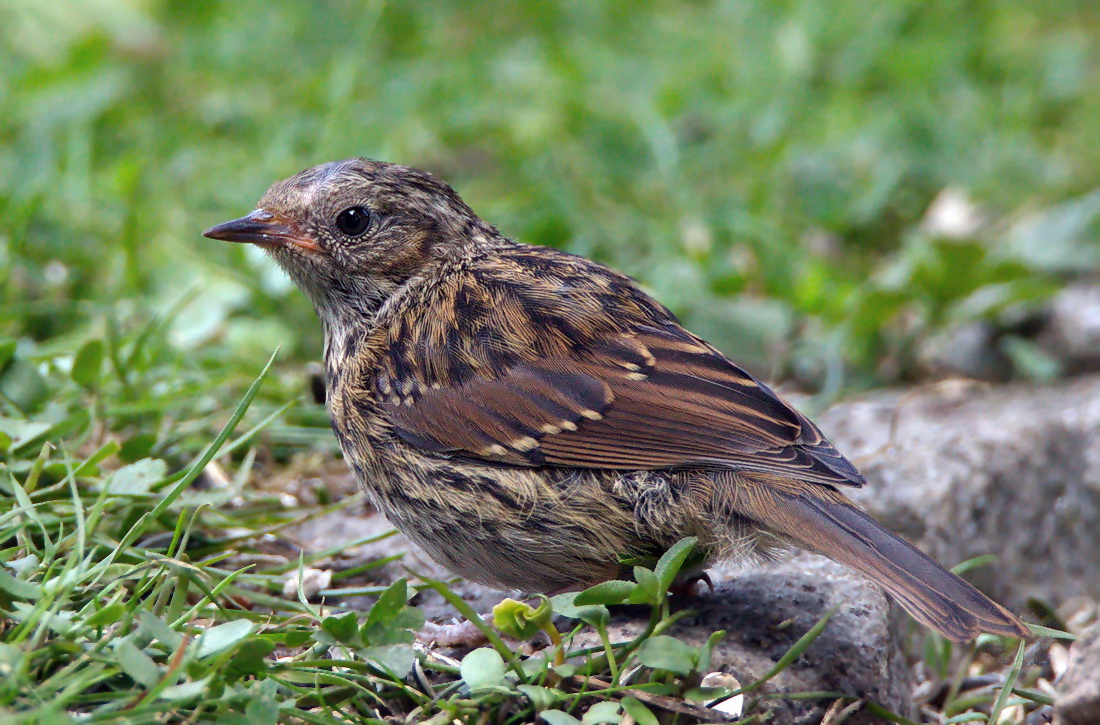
734,483,1030,643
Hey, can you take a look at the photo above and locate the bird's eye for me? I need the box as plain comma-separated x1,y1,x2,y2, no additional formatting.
335,206,372,237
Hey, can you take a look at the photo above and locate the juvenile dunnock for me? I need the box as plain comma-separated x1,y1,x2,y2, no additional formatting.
205,159,1028,642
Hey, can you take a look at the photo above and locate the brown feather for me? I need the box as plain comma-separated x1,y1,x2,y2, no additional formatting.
384,312,864,487
722,474,1030,642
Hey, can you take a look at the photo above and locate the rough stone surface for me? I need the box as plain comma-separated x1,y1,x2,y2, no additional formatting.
1038,282,1100,375
917,321,1014,382
818,376,1100,609
1056,624,1100,725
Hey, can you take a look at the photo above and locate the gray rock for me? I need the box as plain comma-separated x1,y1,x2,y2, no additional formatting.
1056,624,1100,725
917,321,1013,382
1038,282,1100,375
818,376,1100,609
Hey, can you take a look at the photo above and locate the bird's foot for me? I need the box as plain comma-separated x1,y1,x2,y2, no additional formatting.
669,570,714,598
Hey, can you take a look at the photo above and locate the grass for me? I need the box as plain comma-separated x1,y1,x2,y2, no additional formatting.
1,0,1096,722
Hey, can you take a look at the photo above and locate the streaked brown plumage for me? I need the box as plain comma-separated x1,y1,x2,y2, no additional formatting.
205,158,1029,643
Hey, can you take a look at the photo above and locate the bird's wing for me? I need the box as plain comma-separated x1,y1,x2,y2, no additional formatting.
377,273,863,486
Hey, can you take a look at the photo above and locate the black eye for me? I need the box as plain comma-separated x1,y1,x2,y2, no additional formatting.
335,206,372,237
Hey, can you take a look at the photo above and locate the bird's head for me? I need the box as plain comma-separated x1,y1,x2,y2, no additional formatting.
204,158,493,324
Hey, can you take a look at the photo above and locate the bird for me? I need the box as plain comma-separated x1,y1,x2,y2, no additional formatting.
204,158,1030,643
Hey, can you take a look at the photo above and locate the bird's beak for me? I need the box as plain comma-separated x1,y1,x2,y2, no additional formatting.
203,210,321,254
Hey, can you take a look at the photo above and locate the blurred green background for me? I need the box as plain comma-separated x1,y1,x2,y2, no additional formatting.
3,0,1099,402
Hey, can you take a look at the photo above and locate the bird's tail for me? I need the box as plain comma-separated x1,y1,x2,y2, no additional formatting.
727,478,1030,643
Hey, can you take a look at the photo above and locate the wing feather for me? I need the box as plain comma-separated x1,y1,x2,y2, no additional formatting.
383,320,864,487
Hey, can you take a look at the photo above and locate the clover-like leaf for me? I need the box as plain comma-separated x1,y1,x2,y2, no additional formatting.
102,458,168,496
114,640,160,688
518,684,565,710
621,697,659,725
637,634,698,676
366,578,407,625
196,619,253,659
360,644,416,678
461,647,508,692
362,578,422,645
582,701,622,724
138,612,183,650
319,611,360,645
224,637,275,681
72,339,105,389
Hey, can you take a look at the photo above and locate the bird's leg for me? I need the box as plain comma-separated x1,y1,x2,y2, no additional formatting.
669,570,714,599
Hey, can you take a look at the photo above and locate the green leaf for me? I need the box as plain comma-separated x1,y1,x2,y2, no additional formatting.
102,458,169,495
628,567,660,605
243,685,280,725
138,612,183,650
697,629,726,673
0,359,52,413
582,701,622,723
493,597,552,640
621,697,659,725
115,640,160,688
540,711,582,725
119,433,157,463
359,644,416,678
390,606,425,633
366,578,407,625
72,339,105,389
518,684,565,710
0,339,15,371
0,566,41,601
1001,335,1062,382
321,611,360,644
5,555,38,578
1027,623,1076,641
988,641,1026,725
461,647,508,691
574,579,635,606
360,579,422,646
578,604,610,629
85,603,125,628
637,635,698,676
158,677,211,701
655,537,698,592
224,637,275,680
362,578,421,645
552,663,577,678
196,619,253,658
551,593,612,629
0,418,51,450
